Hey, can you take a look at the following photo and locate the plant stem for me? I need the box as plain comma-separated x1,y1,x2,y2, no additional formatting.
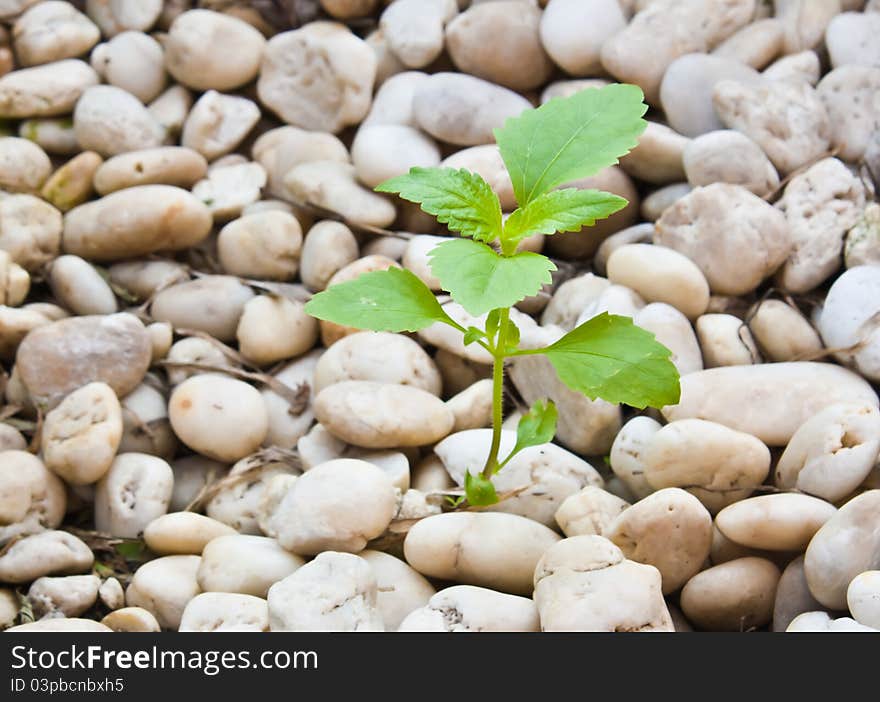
481,307,510,479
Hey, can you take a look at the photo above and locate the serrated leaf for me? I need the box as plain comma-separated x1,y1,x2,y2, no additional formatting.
375,167,502,243
428,238,556,317
542,312,681,409
464,470,498,506
502,189,628,249
304,267,458,332
500,399,558,469
495,83,648,206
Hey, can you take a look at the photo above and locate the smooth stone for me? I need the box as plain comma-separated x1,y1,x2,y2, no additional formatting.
847,571,880,629
165,10,265,91
618,122,688,185
412,72,532,146
555,486,630,538
125,555,201,630
607,243,709,320
16,313,151,407
695,313,761,367
747,299,823,362
446,0,553,91
826,11,880,68
169,375,268,462
28,574,100,619
179,592,269,633
63,185,212,262
817,266,880,382
683,130,779,196
267,458,397,556
378,0,454,69
6,619,111,633
143,512,236,556
94,453,173,538
42,382,122,485
643,419,771,513
539,0,626,77
641,182,692,222
660,53,761,137
314,381,454,449
716,494,837,552
606,488,713,593
804,491,880,610
712,17,785,69
786,611,877,632
610,415,662,500
404,512,560,596
0,531,92,584
314,331,441,395
772,555,823,632
100,607,160,632
398,585,538,632
0,451,65,544
150,276,254,342
635,302,705,376
775,403,880,502
284,161,396,229
680,557,781,631
198,535,305,599
73,85,164,157
663,363,879,446
0,59,99,118
360,550,436,631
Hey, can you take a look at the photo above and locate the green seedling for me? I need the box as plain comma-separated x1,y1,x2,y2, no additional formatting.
306,84,681,507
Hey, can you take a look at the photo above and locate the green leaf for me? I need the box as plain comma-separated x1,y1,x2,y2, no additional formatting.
541,312,681,409
485,309,502,344
428,238,556,317
500,316,520,355
464,470,498,506
375,167,502,244
502,189,628,249
494,83,648,206
305,267,458,332
463,326,486,346
500,399,558,469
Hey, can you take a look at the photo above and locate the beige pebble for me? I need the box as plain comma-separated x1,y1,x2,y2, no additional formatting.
680,557,781,631
606,488,713,593
716,494,837,552
42,382,122,486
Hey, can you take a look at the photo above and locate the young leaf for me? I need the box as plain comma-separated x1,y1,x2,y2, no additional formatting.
500,316,520,355
500,399,558,469
463,326,486,346
494,83,648,206
540,312,681,409
428,238,556,317
485,309,503,344
375,167,502,243
464,470,498,506
501,189,628,250
305,267,459,332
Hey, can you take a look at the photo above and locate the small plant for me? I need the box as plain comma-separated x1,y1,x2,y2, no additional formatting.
306,84,681,507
